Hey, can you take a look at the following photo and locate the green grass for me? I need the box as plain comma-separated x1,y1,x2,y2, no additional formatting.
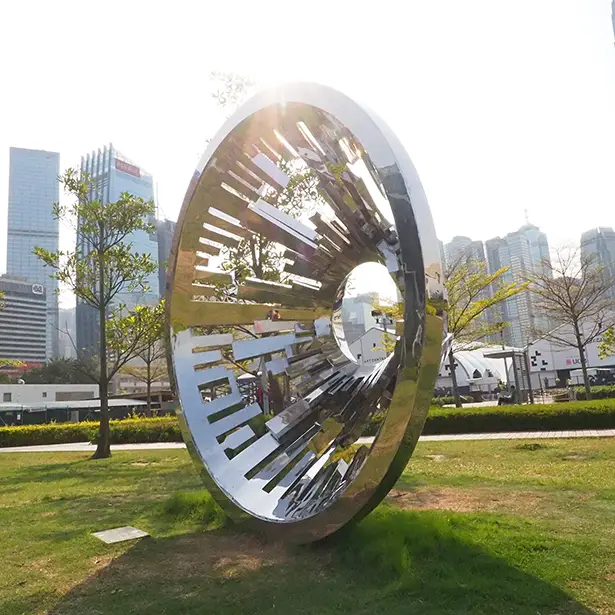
1,439,614,614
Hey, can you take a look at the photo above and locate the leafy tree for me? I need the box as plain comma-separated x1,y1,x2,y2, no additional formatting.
119,301,168,415
219,161,323,286
599,326,615,360
533,247,614,401
34,169,158,458
22,358,96,384
445,259,528,406
372,259,526,407
210,71,255,112
210,73,325,289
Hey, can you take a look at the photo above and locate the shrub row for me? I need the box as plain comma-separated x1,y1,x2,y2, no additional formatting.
573,385,615,401
2,400,615,447
0,417,181,448
423,398,615,435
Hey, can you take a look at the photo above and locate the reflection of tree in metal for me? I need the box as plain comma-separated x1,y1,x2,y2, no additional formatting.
167,83,446,543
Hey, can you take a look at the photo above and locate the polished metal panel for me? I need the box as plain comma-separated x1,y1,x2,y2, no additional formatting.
167,83,446,543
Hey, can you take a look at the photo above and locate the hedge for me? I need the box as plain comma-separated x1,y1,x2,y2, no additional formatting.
574,385,615,401
423,399,615,435
2,400,615,447
0,417,181,448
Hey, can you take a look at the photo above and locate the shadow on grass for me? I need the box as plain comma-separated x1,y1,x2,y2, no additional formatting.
48,503,595,615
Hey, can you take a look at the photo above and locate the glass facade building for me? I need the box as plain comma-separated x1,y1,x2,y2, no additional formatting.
486,224,551,347
76,144,158,354
155,218,176,297
444,235,486,269
580,227,615,300
0,275,47,366
7,147,60,359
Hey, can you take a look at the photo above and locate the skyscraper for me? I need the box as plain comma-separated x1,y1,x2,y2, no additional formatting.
7,147,60,359
58,306,77,359
0,276,47,366
486,223,551,347
438,239,446,271
76,144,158,354
518,223,551,278
155,218,177,297
580,227,615,299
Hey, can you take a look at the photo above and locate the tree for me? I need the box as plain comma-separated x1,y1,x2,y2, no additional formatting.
599,326,615,360
373,259,527,407
443,259,527,407
532,247,614,401
210,71,255,112
209,73,325,289
119,301,168,415
219,161,323,288
22,358,96,384
34,169,158,459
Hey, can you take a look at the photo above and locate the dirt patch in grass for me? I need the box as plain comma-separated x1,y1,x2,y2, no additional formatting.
387,486,547,514
425,454,447,462
560,454,595,462
515,443,547,451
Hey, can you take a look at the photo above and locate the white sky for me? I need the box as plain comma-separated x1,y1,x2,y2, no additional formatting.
2,0,615,307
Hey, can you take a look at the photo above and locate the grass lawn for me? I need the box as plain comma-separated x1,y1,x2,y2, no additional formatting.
1,439,614,615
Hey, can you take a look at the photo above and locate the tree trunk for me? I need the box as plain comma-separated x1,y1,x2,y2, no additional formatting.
574,324,591,401
448,349,462,408
93,229,111,459
146,361,152,417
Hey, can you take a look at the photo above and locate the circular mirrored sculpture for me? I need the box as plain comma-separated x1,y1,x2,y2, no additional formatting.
166,83,447,543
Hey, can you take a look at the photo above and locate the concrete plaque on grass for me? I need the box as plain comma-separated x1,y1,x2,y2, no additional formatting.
92,526,149,544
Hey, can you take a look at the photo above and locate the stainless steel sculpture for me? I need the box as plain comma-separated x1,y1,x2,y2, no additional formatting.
166,83,447,543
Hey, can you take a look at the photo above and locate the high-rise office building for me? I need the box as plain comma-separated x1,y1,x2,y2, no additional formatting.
518,223,551,278
7,147,60,360
438,239,446,272
57,307,77,359
0,275,47,367
580,227,615,299
444,236,486,269
486,224,551,347
76,144,158,354
156,218,176,297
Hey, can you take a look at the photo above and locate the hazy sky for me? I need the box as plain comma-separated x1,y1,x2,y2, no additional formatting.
2,0,615,289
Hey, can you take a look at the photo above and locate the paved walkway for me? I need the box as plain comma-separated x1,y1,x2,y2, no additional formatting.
1,429,614,454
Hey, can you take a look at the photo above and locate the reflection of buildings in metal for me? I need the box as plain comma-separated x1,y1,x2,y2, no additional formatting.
167,83,446,543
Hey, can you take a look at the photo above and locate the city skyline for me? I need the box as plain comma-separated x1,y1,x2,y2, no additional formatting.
4,139,614,314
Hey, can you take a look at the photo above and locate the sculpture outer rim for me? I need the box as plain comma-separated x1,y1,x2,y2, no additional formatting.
166,82,444,543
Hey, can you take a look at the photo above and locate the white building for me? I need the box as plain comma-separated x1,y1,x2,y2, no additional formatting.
0,384,99,404
526,319,615,388
436,346,509,394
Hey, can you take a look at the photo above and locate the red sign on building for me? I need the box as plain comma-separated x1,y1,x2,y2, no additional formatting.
115,158,141,177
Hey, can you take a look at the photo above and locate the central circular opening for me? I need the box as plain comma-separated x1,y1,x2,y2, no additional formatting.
332,262,401,365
